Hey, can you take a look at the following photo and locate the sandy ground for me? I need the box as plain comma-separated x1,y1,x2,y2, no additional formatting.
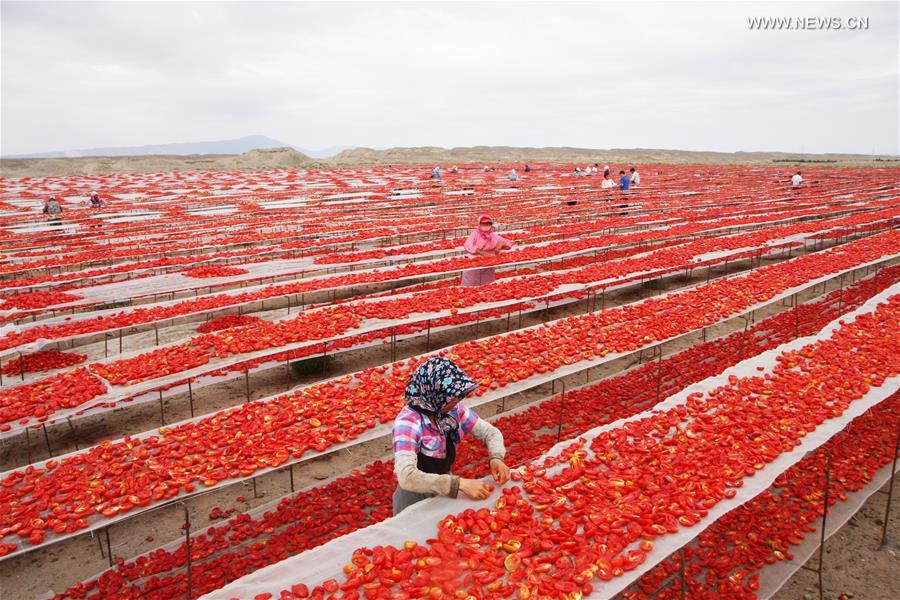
771,486,900,600
2,146,898,177
327,146,900,168
0,147,323,178
0,250,897,599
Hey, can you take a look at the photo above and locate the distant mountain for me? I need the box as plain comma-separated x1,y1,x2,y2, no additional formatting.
5,136,356,160
329,146,899,166
4,135,292,159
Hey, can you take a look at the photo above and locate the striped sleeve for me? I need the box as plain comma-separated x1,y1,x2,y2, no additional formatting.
456,403,479,436
392,408,423,454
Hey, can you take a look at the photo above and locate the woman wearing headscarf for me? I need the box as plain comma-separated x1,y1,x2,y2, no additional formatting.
460,215,514,287
392,357,509,515
42,196,63,222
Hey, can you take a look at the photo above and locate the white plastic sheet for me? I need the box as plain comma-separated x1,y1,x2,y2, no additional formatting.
0,248,852,560
1,194,875,309
2,217,664,315
3,205,874,358
0,209,893,552
0,217,695,354
0,239,817,437
205,285,899,600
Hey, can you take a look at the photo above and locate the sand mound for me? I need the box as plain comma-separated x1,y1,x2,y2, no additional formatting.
0,147,321,178
329,146,900,167
2,146,897,178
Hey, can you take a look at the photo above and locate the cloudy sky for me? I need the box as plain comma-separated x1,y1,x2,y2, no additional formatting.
1,1,897,156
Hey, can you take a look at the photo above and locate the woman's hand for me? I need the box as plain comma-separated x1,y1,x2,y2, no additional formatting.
459,478,492,500
490,458,510,484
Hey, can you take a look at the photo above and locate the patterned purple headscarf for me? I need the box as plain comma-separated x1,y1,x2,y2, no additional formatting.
404,357,477,440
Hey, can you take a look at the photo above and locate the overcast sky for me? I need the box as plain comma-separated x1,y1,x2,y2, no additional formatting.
1,1,897,156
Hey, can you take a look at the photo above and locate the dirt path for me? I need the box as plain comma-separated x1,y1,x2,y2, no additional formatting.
772,484,900,600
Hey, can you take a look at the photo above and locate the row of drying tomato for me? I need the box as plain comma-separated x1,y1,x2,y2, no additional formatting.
0,213,863,422
4,164,888,253
4,197,889,348
0,290,84,311
0,218,400,276
308,207,671,266
181,266,250,279
50,266,896,600
6,203,892,385
0,208,409,283
0,299,529,433
92,308,364,386
278,290,898,599
0,230,895,555
312,238,465,265
0,228,382,294
84,226,754,385
0,223,399,294
0,250,251,294
195,315,265,334
0,368,106,430
624,393,899,600
0,350,86,376
194,303,534,386
0,188,568,277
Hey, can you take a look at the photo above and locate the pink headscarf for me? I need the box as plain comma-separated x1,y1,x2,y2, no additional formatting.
464,215,512,254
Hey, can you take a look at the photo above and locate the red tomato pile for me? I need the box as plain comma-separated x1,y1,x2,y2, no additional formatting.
313,238,464,265
192,307,363,359
0,289,83,310
182,265,250,279
0,241,324,293
90,344,212,386
0,368,106,431
84,307,364,387
0,349,86,376
196,314,266,333
207,506,235,520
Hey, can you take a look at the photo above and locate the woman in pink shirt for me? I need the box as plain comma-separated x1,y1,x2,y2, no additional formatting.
460,215,514,286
